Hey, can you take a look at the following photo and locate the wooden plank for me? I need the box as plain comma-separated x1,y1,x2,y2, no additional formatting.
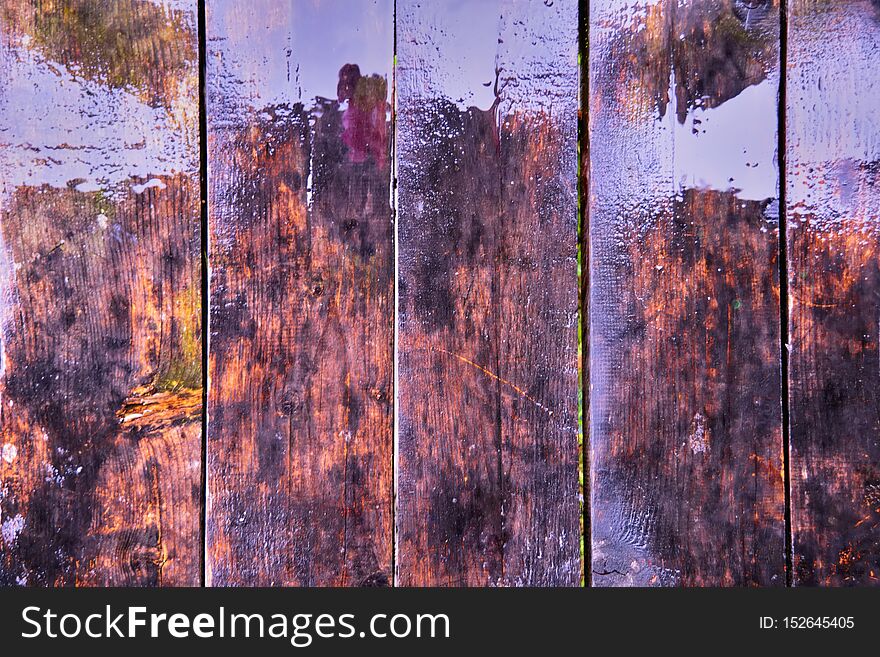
205,0,393,586
0,0,201,586
396,0,580,586
588,0,785,585
787,0,880,586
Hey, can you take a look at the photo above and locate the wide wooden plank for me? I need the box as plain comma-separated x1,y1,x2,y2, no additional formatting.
205,0,393,586
589,0,785,585
396,0,580,586
787,0,880,586
0,0,201,585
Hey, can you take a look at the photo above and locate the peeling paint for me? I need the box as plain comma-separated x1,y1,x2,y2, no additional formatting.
1,513,25,545
1,442,16,463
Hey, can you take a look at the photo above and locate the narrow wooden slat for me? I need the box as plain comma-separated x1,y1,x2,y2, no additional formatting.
589,0,785,585
0,0,201,585
787,0,880,585
396,0,580,586
205,0,393,586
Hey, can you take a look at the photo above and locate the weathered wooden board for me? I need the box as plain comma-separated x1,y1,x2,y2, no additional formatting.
10,0,877,590
0,0,201,585
787,0,880,586
205,0,393,586
396,0,580,586
589,0,785,585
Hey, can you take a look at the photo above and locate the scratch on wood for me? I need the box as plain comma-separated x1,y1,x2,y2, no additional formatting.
433,347,554,416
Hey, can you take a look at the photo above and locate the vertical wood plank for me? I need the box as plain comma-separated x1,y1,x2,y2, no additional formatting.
205,0,393,586
787,0,880,585
589,0,785,585
396,0,580,586
0,0,201,585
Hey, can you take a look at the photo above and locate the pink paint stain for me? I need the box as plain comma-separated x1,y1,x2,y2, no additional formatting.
337,64,388,168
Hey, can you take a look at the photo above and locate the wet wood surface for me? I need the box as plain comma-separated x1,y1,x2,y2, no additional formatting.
396,0,581,586
2,0,879,588
0,0,202,585
204,0,394,586
588,0,786,585
787,0,880,586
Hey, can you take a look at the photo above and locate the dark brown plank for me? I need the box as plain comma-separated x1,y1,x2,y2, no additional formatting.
787,0,880,585
0,0,201,585
589,0,785,586
396,0,580,586
205,0,393,586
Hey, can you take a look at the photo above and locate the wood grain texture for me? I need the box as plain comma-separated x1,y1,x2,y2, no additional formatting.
787,0,880,585
396,0,580,586
589,0,785,586
0,0,201,585
205,0,393,586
